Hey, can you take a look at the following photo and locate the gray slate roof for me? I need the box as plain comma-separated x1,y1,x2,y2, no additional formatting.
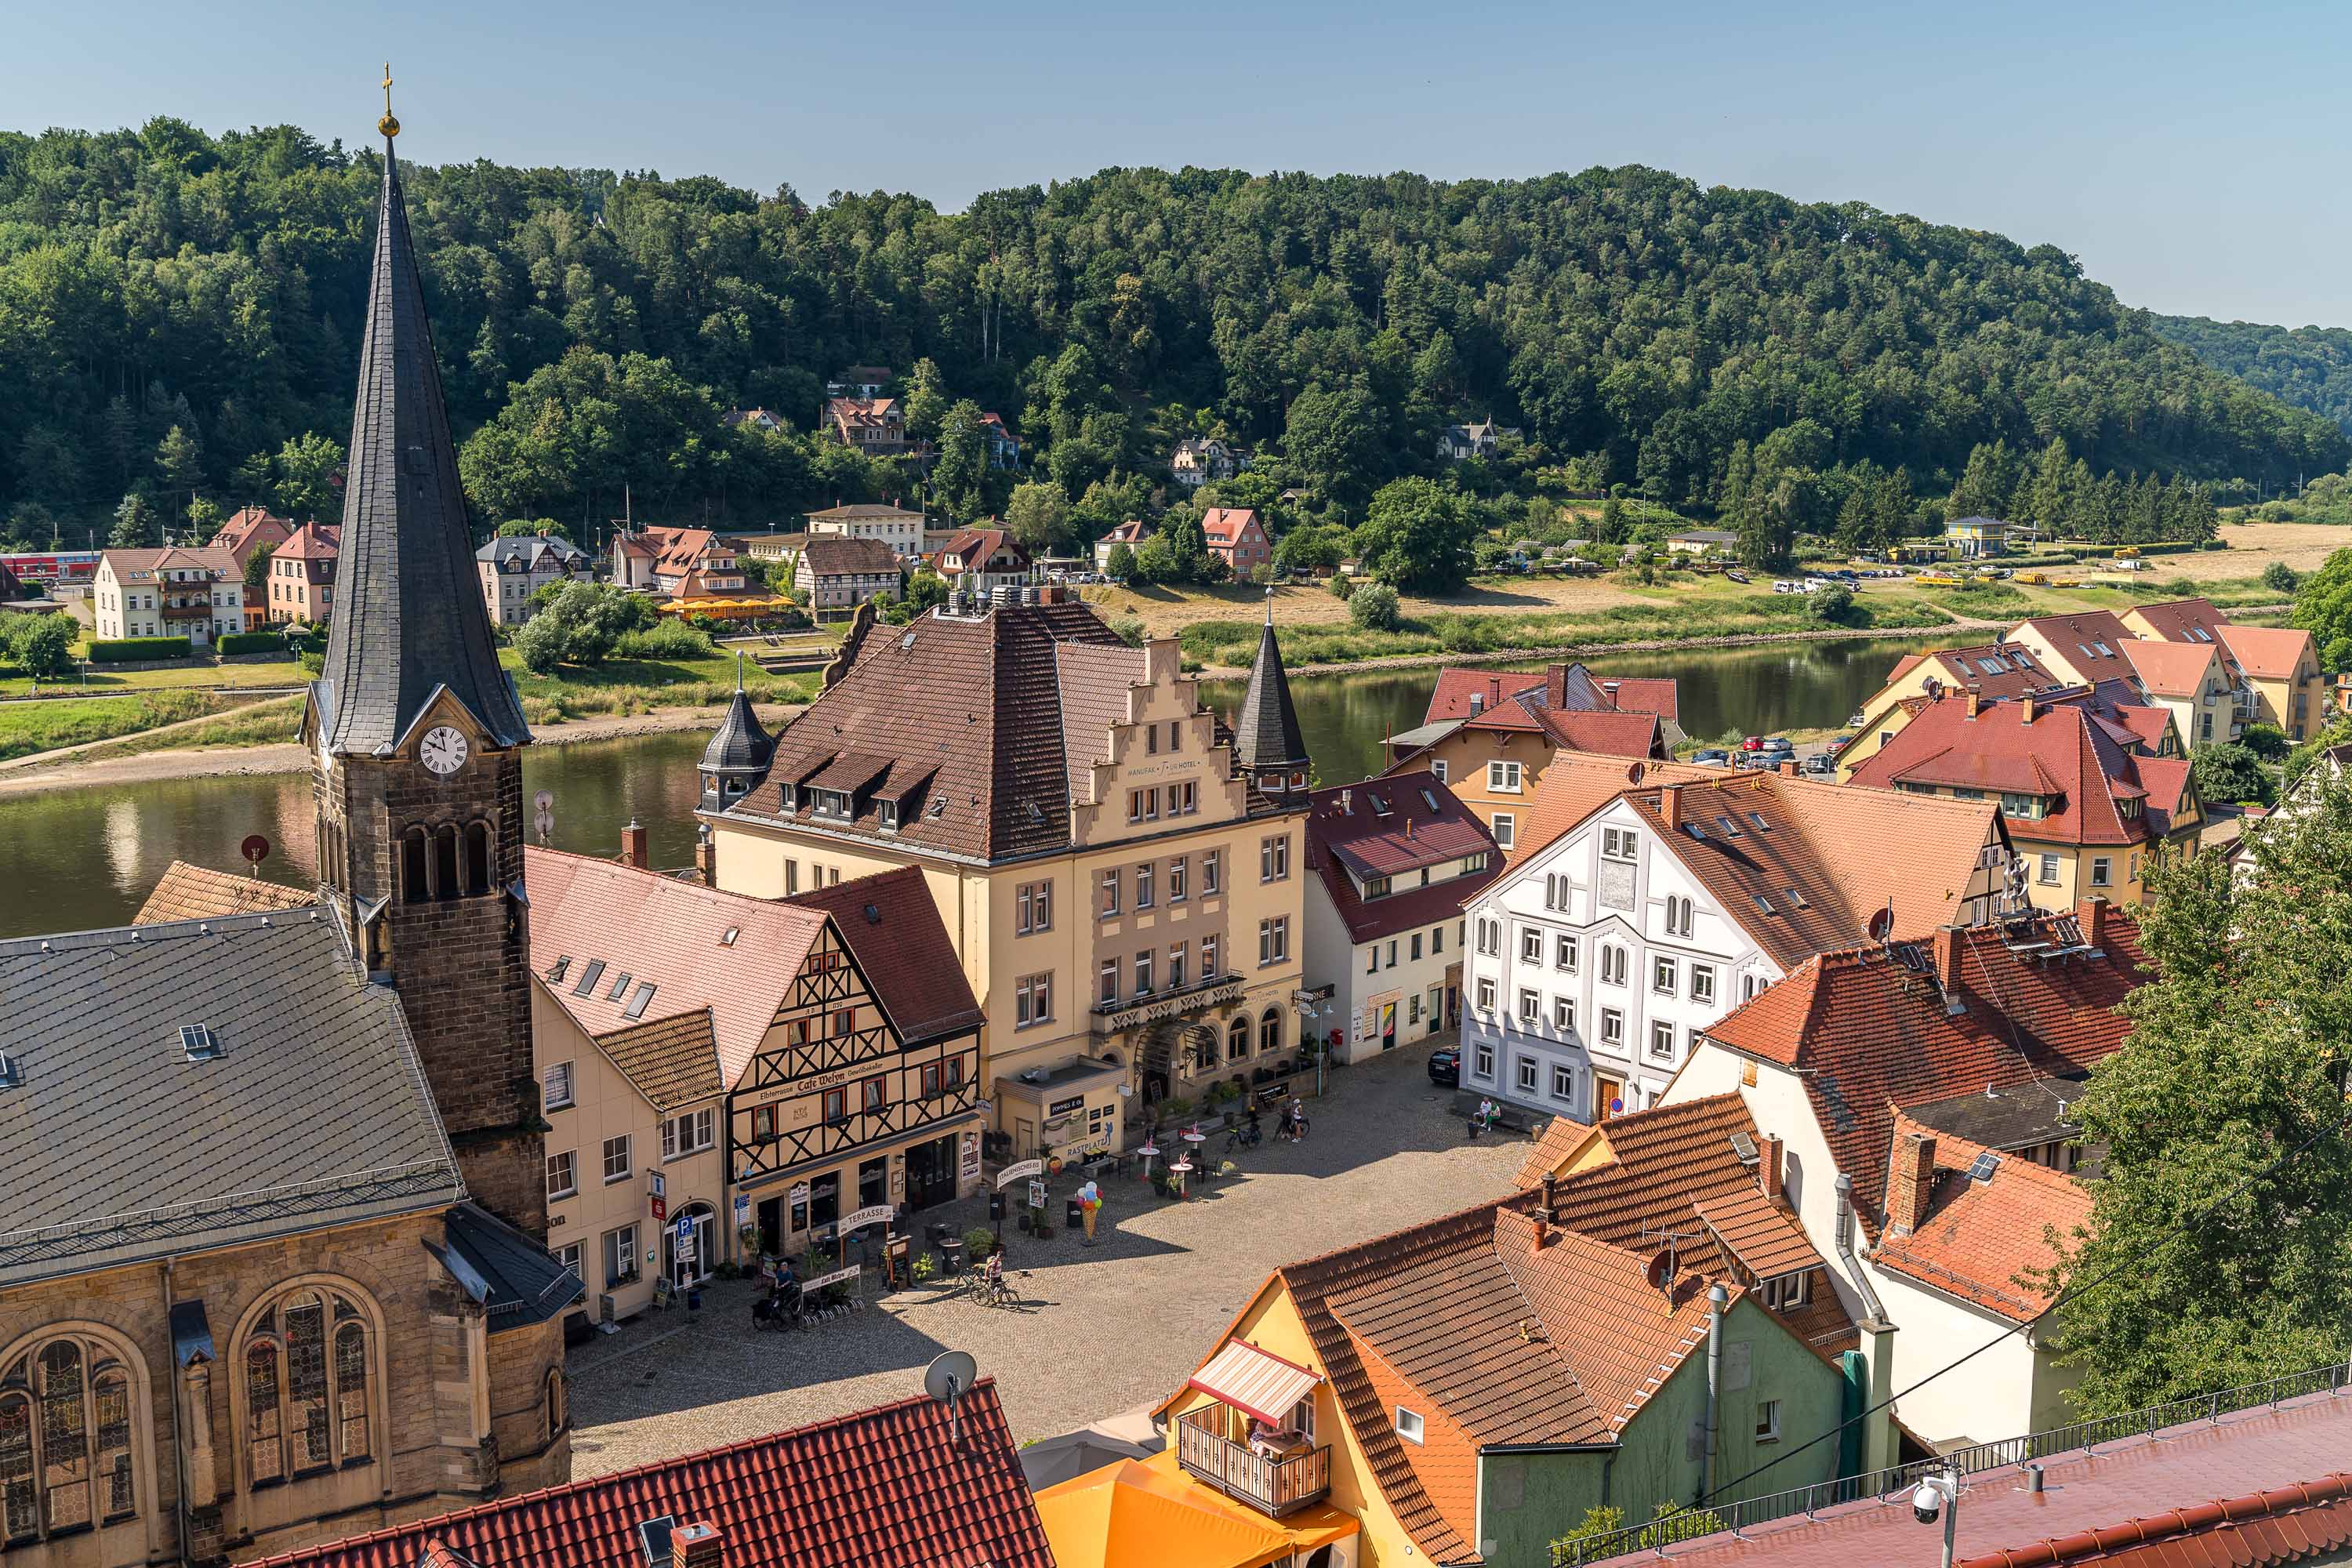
0,909,463,1287
441,1202,586,1330
477,534,590,571
1232,613,1308,773
700,686,775,779
315,145,530,755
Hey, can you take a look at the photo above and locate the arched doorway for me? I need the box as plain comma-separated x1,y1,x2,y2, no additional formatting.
664,1202,716,1290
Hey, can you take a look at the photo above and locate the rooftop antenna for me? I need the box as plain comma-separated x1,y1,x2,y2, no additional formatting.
924,1350,979,1447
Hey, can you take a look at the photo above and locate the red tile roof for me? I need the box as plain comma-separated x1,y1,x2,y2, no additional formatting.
1587,1388,2352,1568
2015,610,2140,681
1602,676,1681,723
2125,596,2230,646
1703,904,2144,1238
276,521,343,562
936,526,1031,572
1844,693,2177,848
524,847,828,1088
250,1380,1055,1568
1200,506,1265,545
1911,641,2071,701
2219,622,2315,683
2119,637,2222,699
1305,771,1501,944
1871,1112,2092,1323
1537,706,1665,758
786,865,985,1044
1498,755,1719,872
799,535,900,575
1420,663,1679,727
133,860,318,926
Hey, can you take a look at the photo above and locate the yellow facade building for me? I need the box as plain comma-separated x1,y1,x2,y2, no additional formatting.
703,595,1313,1163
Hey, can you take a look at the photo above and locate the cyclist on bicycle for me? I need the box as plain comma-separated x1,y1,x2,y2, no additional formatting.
982,1248,1006,1301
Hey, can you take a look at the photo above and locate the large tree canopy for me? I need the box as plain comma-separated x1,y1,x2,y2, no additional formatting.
0,119,2340,547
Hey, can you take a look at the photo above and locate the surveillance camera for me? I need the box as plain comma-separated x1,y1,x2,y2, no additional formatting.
1911,1480,1944,1525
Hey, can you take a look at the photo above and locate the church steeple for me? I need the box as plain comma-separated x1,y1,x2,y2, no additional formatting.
314,88,528,757
1232,587,1308,793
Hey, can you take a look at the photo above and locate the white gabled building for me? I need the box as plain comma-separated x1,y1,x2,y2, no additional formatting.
1299,770,1500,1062
1459,768,2009,1124
93,545,244,644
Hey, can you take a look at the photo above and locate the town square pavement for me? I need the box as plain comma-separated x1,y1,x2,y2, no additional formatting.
566,1040,1530,1476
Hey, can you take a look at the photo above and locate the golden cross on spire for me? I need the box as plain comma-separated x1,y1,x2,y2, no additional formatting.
378,62,400,140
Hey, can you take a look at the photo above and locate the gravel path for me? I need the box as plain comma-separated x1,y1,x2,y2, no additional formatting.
564,1042,1530,1476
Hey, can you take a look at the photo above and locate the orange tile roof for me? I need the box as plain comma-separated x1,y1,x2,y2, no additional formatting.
1498,754,1717,872
1537,707,1664,758
2125,596,2229,645
591,1008,723,1112
1199,506,1264,545
2119,637,2223,698
1703,905,2144,1237
2016,610,2140,680
1871,1112,2090,1323
1916,642,2070,700
133,860,318,925
2218,622,2314,683
1844,693,2172,848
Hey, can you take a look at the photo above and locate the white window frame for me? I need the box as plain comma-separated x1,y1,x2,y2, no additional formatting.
1552,1062,1575,1100
601,1134,632,1184
546,1149,577,1200
542,1060,575,1111
1517,988,1541,1024
1492,811,1515,849
1515,1057,1538,1092
1649,1020,1675,1062
1395,1407,1426,1444
1487,760,1523,793
1653,955,1678,996
1520,926,1543,962
1691,964,1715,1005
1552,996,1574,1032
1601,1007,1624,1047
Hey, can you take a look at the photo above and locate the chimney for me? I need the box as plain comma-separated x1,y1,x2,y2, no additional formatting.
1405,816,1415,840
1888,1134,1936,1236
695,823,715,885
1964,689,1982,719
1777,760,1798,777
1544,663,1568,710
1932,924,1965,1004
2076,895,2109,952
1761,1134,1784,1203
673,1522,724,1568
1534,1171,1558,1250
621,818,648,869
1660,783,1682,833
1339,788,1352,815
2020,695,2038,724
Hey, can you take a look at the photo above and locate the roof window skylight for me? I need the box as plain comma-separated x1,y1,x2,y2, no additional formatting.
572,960,606,997
623,983,658,1021
180,1024,223,1062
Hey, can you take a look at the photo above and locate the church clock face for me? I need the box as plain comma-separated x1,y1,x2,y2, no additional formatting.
419,725,470,775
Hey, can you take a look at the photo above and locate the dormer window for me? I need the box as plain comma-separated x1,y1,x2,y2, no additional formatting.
1363,874,1392,900
880,799,900,830
779,783,799,810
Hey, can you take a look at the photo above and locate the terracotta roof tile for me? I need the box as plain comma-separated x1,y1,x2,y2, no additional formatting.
1199,506,1263,544
798,535,899,575
1305,771,1501,946
2125,596,2230,646
1913,641,2069,701
2120,637,2223,698
1498,754,1719,873
1704,905,2143,1237
1871,1112,2091,1323
249,1380,1054,1568
1602,677,1681,723
592,1009,724,1112
786,866,984,1044
1845,693,2176,848
2015,610,2141,681
525,848,828,1088
1537,706,1664,758
133,860,318,925
2218,622,2315,683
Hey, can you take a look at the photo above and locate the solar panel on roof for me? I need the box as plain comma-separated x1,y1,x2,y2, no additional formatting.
1968,1151,2001,1182
572,959,605,997
624,983,657,1021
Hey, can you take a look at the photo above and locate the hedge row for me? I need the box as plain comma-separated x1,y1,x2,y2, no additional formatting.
216,631,288,655
89,637,194,662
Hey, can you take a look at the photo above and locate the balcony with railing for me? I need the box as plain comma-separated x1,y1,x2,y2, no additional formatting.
1173,1403,1331,1517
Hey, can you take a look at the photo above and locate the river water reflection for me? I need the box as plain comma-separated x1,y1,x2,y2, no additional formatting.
0,637,1931,938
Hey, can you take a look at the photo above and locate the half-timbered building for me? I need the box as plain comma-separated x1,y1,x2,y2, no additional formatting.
526,851,985,1310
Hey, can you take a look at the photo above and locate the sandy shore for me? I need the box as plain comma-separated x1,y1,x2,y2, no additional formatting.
0,703,802,800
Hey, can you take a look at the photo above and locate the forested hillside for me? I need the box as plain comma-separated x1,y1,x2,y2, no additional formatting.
2154,315,2352,439
1,117,2342,557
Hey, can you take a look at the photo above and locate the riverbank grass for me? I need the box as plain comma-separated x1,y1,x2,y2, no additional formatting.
0,691,256,762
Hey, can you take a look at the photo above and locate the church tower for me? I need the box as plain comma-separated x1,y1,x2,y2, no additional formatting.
1232,588,1311,797
304,85,544,1236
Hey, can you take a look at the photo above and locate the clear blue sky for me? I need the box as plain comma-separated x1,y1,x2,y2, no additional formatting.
7,0,2347,326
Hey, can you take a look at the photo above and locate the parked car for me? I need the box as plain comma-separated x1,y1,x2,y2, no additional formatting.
1739,735,1766,751
1690,748,1731,768
1824,733,1856,757
1801,753,1835,777
1759,736,1794,753
1427,1047,1461,1087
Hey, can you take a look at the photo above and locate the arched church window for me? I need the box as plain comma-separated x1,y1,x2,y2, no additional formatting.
401,827,429,904
432,826,459,902
241,1287,376,1487
0,1332,142,1543
463,821,491,897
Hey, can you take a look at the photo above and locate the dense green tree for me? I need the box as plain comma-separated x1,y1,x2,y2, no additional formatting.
1352,477,1475,591
1946,438,2021,521
1,611,77,677
1103,542,1137,579
512,580,656,673
931,401,989,522
2190,742,2274,805
272,432,344,521
495,517,572,539
1283,384,1383,512
2047,802,2352,1414
2289,547,2352,670
902,358,949,444
1347,581,1400,630
242,543,276,591
109,491,158,549
154,424,204,496
1003,480,1071,554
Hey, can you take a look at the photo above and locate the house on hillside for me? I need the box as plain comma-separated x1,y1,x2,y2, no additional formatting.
1301,771,1498,1061
1666,528,1740,557
721,406,789,434
825,397,920,457
804,500,927,558
94,545,243,645
1460,769,2010,1122
978,410,1022,470
1662,902,2142,1442
1944,514,2008,557
1094,518,1152,573
933,526,1035,595
826,365,892,399
475,533,590,626
1200,506,1272,575
793,535,902,618
265,521,341,625
1171,437,1242,488
1437,418,1520,461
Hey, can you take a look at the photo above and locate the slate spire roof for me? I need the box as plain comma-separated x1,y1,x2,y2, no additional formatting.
315,138,529,755
699,655,776,781
1232,590,1307,775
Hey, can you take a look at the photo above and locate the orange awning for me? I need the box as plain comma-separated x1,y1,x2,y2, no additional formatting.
1034,1454,1356,1568
1186,1340,1319,1426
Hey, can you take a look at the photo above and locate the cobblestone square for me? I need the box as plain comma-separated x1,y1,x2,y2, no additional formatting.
566,1040,1531,1476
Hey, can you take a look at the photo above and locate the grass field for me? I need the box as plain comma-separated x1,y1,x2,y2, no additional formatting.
0,691,252,762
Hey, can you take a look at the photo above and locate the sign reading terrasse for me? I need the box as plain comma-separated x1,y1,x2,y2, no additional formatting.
840,1204,895,1232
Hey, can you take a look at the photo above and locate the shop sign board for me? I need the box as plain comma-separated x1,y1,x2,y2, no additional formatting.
804,1263,860,1291
996,1158,1044,1189
734,1193,750,1229
1028,1179,1047,1210
650,1196,666,1222
841,1203,895,1232
960,1133,981,1181
789,1181,811,1205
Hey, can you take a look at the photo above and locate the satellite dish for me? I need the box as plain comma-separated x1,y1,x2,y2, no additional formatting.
1867,904,1894,942
1626,760,1645,782
924,1349,978,1406
533,789,556,843
240,833,271,865
924,1350,979,1445
1644,1247,1677,1293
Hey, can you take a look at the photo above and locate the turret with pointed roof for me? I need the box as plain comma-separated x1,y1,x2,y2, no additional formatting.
1232,588,1309,793
699,653,776,809
312,136,529,756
